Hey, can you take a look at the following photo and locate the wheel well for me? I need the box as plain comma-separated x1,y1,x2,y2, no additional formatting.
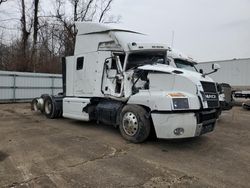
137,104,157,139
138,105,151,113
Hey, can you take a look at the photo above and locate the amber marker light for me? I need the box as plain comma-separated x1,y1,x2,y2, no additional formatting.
168,93,186,97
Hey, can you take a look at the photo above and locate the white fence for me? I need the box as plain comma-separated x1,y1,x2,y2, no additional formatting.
0,71,62,102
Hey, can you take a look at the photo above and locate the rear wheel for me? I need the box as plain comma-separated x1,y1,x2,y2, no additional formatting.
119,105,151,143
40,94,49,113
44,96,57,119
31,98,39,111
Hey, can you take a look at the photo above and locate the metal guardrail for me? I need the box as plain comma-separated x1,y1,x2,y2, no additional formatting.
0,71,62,103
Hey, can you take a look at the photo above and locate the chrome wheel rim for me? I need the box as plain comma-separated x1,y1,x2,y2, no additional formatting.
45,100,52,114
122,112,138,136
33,100,38,111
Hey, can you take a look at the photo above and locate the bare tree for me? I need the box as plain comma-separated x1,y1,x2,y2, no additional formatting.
33,0,39,51
0,0,119,73
0,0,7,5
81,0,94,21
52,0,119,55
31,0,40,72
20,0,31,70
99,0,113,23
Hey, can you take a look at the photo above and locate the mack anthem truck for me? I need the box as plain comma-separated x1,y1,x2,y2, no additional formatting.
32,22,220,143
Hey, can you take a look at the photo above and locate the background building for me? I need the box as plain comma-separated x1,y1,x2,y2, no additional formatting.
0,71,62,102
197,58,250,90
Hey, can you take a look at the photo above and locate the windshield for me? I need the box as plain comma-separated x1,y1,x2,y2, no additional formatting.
174,59,197,72
126,51,166,70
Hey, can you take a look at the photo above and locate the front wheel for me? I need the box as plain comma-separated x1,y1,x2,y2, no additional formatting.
119,105,151,143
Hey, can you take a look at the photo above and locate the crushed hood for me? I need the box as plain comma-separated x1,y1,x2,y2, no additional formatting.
138,64,214,83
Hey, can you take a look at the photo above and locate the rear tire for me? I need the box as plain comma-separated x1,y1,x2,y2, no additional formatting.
31,98,39,111
44,96,57,119
119,105,151,143
40,94,49,113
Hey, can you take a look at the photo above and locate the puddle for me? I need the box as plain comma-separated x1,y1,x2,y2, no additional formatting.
0,151,9,161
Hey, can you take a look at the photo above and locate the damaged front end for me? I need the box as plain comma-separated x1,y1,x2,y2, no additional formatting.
127,63,219,139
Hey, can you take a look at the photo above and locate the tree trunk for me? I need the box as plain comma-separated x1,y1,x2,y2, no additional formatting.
0,0,8,6
20,0,30,71
31,0,39,72
21,0,29,59
99,0,113,23
72,0,79,50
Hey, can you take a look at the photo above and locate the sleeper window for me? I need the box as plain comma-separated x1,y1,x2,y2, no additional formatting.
76,57,84,70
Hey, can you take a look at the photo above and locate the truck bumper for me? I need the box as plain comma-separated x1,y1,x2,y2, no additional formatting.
151,110,217,139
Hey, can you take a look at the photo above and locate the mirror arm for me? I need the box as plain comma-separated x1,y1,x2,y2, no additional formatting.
202,69,217,77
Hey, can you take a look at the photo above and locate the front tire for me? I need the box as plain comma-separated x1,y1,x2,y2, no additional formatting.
119,105,151,143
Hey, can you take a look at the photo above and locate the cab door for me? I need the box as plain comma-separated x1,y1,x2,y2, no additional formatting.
102,55,124,97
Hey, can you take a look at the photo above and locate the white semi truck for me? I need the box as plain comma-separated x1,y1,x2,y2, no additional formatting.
32,22,221,143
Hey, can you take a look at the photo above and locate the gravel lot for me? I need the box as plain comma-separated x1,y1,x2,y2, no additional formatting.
0,103,249,188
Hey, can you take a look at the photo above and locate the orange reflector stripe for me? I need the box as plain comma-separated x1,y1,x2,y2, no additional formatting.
168,93,185,97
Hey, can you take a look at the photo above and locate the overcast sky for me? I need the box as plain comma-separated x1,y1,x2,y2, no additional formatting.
110,0,250,62
1,0,250,62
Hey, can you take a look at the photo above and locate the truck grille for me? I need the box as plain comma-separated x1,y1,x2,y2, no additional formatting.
201,81,219,108
201,81,217,93
207,100,219,108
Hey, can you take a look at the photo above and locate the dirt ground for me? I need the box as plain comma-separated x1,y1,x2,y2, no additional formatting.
0,103,249,188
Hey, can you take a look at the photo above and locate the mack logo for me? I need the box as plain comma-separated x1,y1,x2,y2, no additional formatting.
205,94,217,99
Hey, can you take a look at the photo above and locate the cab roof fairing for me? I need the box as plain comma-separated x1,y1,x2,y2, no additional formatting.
96,30,168,52
75,22,168,53
112,31,168,52
75,22,141,35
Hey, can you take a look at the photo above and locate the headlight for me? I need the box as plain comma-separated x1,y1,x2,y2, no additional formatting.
172,98,189,110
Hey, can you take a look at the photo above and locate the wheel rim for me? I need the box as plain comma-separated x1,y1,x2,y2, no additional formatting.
33,100,38,111
122,112,138,136
45,100,52,114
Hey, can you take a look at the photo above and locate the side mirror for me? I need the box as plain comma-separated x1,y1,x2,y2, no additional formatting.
212,63,220,71
202,63,220,77
199,69,204,74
